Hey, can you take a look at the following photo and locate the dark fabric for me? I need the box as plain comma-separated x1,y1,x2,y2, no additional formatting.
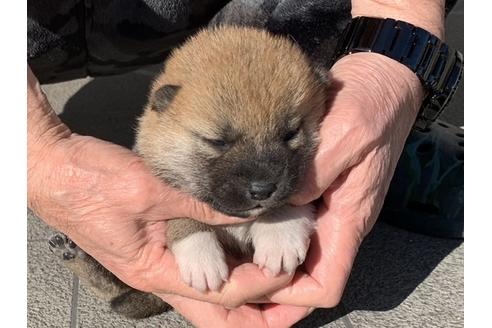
380,120,464,238
27,0,459,83
209,0,351,68
28,1,88,82
28,0,230,83
445,0,459,14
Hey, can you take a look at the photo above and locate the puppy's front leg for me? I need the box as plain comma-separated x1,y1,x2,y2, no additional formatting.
251,205,316,275
167,219,229,292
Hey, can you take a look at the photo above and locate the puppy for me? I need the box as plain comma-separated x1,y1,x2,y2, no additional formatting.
49,26,327,318
136,26,327,291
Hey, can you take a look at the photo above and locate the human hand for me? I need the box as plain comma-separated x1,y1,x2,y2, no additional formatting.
259,0,446,310
161,294,313,328
262,52,425,307
27,67,293,308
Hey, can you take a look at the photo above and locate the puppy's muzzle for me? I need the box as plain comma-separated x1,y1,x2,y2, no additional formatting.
248,181,277,201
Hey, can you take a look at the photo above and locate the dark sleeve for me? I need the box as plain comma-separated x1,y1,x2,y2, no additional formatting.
29,0,457,83
210,0,352,68
28,0,230,83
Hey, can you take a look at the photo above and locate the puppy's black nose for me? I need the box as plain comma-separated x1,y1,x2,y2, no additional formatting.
249,182,277,200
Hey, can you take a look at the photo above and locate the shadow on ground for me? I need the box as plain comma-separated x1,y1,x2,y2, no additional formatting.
295,222,462,327
59,69,158,149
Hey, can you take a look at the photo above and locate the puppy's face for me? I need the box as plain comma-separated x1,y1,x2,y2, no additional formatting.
136,27,327,217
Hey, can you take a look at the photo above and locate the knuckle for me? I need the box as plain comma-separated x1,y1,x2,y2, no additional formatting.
316,290,343,308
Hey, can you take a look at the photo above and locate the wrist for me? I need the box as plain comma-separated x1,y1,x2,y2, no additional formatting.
330,53,424,126
352,0,445,40
27,67,71,150
27,67,72,214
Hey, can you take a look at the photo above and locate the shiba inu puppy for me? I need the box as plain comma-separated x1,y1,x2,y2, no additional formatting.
49,26,327,318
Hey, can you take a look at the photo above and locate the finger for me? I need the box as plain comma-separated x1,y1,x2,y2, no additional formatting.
97,154,252,226
162,294,263,328
187,197,256,225
104,154,252,226
290,54,408,207
162,294,311,328
265,222,357,307
290,89,372,206
152,250,293,308
271,150,391,306
157,186,255,225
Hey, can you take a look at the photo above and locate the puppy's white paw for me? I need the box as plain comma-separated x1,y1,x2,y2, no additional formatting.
251,204,316,276
171,231,229,292
253,238,310,276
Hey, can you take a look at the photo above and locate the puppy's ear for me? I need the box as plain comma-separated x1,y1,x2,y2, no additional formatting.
151,85,181,112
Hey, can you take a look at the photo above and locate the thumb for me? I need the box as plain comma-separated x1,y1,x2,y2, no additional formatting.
290,117,360,206
162,188,254,225
290,61,376,206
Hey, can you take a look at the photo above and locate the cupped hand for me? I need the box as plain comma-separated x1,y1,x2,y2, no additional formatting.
161,293,312,328
266,53,424,307
27,67,293,309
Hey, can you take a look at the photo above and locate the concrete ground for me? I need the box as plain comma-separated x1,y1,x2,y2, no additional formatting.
28,1,464,327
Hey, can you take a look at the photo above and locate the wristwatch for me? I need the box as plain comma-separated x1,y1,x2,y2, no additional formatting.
332,17,464,131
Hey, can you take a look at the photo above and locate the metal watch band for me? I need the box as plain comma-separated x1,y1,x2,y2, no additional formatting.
333,17,464,130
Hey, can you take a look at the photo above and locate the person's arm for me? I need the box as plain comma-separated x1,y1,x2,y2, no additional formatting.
27,68,72,219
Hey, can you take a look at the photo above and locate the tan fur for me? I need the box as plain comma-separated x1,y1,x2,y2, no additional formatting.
134,26,327,291
135,26,326,192
166,218,214,244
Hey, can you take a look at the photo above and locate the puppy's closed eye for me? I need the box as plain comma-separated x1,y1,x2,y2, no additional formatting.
203,137,229,149
283,127,301,142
